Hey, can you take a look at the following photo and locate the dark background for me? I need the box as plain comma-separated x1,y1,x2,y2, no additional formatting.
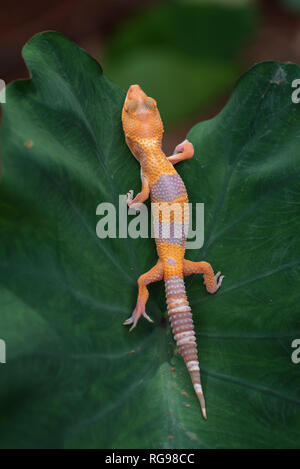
1,0,300,151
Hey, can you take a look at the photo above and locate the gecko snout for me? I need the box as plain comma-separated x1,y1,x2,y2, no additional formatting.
126,84,146,101
122,84,163,138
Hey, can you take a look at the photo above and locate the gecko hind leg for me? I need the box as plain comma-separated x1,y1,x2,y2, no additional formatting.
183,259,224,294
123,259,163,331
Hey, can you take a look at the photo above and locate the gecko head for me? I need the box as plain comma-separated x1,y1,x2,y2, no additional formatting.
122,85,164,142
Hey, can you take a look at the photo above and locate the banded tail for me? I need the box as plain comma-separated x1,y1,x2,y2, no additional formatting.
165,275,207,419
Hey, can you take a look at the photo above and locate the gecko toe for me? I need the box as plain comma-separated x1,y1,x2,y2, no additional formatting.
143,311,154,323
129,322,137,332
126,190,134,206
214,272,224,289
214,271,221,281
217,275,225,288
123,317,134,326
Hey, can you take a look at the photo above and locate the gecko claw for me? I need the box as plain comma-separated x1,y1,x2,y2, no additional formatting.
129,321,138,332
123,308,154,331
123,317,134,326
123,316,138,332
126,190,134,206
143,311,154,323
214,271,225,289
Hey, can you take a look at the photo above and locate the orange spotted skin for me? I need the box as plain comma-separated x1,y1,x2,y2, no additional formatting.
122,85,224,419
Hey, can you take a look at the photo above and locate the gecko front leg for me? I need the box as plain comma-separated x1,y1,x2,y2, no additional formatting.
167,139,194,165
127,173,150,211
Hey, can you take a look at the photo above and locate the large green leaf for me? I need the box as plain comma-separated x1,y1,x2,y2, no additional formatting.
0,32,300,449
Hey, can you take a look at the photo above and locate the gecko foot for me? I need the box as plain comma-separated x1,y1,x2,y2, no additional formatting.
204,271,225,294
123,301,154,331
126,190,142,211
174,139,188,153
123,310,153,332
173,139,194,156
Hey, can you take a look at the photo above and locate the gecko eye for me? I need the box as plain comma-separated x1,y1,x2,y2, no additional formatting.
144,98,156,110
126,100,139,113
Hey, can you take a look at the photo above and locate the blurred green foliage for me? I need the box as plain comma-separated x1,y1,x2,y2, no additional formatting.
103,0,257,126
280,0,300,13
